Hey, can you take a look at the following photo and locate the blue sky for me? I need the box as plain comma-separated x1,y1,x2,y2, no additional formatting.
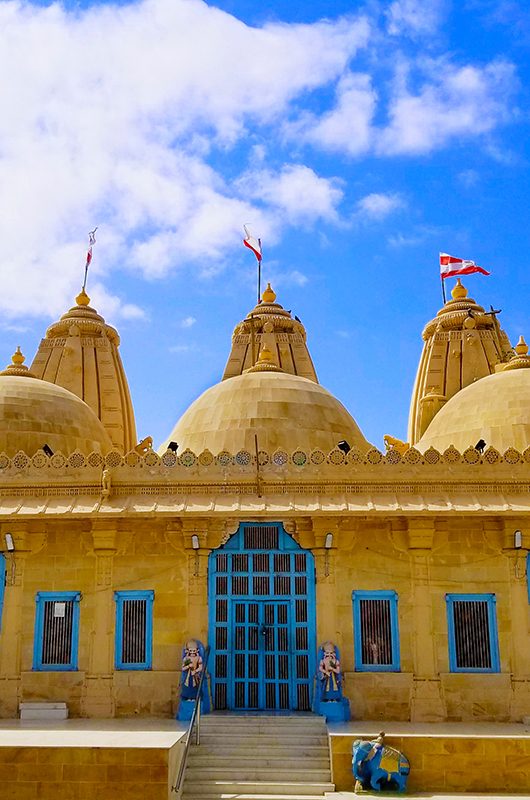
0,0,529,449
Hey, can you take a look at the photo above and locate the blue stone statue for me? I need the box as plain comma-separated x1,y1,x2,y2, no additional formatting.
313,641,350,722
352,732,410,793
176,638,210,720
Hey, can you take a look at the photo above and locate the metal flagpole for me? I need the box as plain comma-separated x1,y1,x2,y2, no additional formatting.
441,275,447,304
257,238,262,303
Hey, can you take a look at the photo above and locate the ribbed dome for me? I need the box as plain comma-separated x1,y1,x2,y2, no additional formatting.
417,367,530,454
160,369,369,455
0,374,113,456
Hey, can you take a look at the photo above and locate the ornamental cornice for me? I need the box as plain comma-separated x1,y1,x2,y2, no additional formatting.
1,442,529,478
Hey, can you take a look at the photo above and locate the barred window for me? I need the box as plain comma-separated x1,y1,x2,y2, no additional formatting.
352,590,400,671
114,590,154,670
446,594,500,672
33,591,81,671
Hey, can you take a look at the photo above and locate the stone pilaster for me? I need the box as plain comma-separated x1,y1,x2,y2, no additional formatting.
181,519,209,644
82,521,117,717
501,520,530,720
0,523,32,716
408,518,446,721
312,518,340,653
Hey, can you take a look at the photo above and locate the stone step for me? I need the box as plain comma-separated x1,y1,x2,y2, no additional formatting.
198,732,328,745
203,715,322,724
190,745,330,758
185,768,332,782
183,795,330,800
182,781,335,797
199,725,327,736
188,755,331,769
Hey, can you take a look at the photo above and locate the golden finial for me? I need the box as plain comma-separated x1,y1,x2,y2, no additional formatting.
76,288,90,306
451,278,468,301
262,283,276,304
245,346,283,373
12,346,25,366
515,335,528,357
503,334,530,371
0,346,35,377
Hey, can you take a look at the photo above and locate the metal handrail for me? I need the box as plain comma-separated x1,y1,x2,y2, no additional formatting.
172,645,211,796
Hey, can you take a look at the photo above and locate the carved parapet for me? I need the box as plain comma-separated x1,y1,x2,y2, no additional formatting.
0,443,529,482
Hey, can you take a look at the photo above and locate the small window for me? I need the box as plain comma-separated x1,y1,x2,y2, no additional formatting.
114,590,154,670
352,590,400,671
446,593,500,672
33,591,81,671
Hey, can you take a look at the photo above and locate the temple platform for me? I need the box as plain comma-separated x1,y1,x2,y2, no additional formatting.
0,717,187,799
328,720,530,795
0,717,529,798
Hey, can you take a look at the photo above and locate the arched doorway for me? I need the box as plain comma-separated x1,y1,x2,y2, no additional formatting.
208,522,316,711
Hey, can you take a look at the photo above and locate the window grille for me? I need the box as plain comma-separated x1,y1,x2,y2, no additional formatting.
446,593,500,672
33,591,81,671
352,590,400,671
244,525,279,550
114,590,154,670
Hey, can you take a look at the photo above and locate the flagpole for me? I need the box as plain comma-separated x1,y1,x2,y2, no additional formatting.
82,262,89,293
257,238,262,303
441,275,447,304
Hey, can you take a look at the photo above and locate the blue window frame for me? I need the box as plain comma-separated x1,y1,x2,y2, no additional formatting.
352,590,400,671
33,591,81,671
114,590,154,670
446,593,500,673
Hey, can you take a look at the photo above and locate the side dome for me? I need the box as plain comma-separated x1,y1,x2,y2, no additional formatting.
160,361,369,456
0,350,113,456
417,347,530,454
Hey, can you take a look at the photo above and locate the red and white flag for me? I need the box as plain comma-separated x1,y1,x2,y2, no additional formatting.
86,227,97,269
440,252,490,279
243,225,262,262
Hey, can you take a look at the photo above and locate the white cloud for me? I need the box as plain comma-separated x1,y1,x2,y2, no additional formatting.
378,60,515,155
286,72,376,156
180,316,197,329
237,165,344,225
386,0,446,36
0,0,369,319
355,192,404,219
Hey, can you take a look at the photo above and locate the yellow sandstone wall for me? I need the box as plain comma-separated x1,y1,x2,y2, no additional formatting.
0,744,171,800
0,515,527,721
331,733,530,793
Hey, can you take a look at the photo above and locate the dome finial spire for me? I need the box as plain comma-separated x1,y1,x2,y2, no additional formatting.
503,334,530,371
76,288,90,306
0,346,36,377
262,282,276,304
451,278,468,301
12,346,25,366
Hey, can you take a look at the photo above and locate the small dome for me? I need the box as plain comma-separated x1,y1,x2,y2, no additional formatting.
417,367,530,454
0,373,113,456
160,370,369,455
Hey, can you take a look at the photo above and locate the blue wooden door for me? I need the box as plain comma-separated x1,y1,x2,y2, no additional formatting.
209,523,315,711
233,599,291,710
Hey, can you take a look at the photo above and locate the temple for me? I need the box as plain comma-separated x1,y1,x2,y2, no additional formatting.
0,274,529,797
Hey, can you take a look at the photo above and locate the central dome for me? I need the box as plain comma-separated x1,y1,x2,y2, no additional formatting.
160,369,369,455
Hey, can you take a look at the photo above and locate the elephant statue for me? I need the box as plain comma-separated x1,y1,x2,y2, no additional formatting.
352,732,409,793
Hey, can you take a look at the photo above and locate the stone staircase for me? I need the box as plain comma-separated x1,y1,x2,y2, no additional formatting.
181,714,334,800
